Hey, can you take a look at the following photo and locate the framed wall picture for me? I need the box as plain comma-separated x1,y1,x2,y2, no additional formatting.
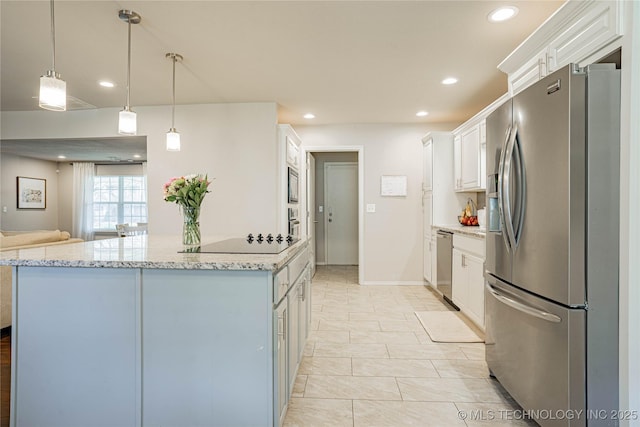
17,176,46,209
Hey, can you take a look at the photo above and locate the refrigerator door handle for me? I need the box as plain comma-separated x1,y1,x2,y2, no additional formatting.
486,283,561,323
497,126,512,251
502,124,518,251
512,130,526,247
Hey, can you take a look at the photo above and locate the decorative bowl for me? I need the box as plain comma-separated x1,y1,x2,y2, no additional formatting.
458,215,479,226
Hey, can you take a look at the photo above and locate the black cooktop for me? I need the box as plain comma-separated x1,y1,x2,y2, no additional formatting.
181,234,298,254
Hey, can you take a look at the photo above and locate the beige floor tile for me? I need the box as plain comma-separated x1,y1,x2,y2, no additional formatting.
305,375,401,400
321,303,376,313
291,374,307,397
387,343,468,360
318,319,380,331
379,320,423,332
350,311,407,321
397,377,512,403
283,397,353,427
313,342,389,358
431,359,490,379
298,356,352,376
352,358,439,378
459,343,486,360
303,341,315,357
350,331,420,344
455,402,539,426
307,330,350,343
353,400,466,427
310,311,349,321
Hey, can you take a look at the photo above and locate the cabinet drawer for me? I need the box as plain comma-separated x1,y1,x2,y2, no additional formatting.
453,234,485,258
273,267,289,304
288,246,309,284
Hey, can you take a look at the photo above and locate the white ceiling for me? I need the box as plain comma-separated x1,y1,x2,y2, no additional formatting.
1,0,564,125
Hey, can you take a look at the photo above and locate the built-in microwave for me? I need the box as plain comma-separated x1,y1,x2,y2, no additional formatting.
287,167,299,203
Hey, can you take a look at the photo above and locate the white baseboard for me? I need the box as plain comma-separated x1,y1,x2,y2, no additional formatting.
360,281,424,286
315,262,327,266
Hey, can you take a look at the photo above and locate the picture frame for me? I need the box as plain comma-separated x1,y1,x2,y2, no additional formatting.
17,176,46,209
288,167,299,203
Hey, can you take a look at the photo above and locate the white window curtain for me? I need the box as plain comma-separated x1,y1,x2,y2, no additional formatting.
72,162,95,241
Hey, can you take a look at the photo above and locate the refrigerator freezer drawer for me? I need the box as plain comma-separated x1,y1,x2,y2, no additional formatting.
485,275,586,427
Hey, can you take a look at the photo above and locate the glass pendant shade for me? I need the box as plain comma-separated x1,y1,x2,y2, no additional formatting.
39,72,66,111
118,109,137,135
166,128,181,151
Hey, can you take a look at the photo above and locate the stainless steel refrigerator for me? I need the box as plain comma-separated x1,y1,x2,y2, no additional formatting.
485,63,620,427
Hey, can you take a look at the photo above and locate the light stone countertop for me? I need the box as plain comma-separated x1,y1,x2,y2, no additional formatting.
432,224,486,239
0,235,307,271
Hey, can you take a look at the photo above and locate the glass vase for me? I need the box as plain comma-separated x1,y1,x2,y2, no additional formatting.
182,206,201,251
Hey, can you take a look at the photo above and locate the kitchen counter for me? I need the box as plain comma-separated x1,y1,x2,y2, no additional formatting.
432,224,486,238
0,234,306,271
5,235,310,427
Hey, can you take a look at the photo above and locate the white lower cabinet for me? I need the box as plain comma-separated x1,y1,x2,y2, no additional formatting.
452,235,486,330
274,300,288,426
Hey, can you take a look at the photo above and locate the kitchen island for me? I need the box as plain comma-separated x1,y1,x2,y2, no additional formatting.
0,235,310,427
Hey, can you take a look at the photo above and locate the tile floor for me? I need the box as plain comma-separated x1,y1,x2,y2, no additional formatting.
283,265,537,427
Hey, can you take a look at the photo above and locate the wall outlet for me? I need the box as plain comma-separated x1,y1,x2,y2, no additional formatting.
366,204,376,213
318,205,323,213
2,206,6,213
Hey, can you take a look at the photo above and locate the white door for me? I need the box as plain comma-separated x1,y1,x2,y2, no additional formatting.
325,162,358,265
306,153,317,276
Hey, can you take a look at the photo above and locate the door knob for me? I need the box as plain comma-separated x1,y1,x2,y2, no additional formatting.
328,219,332,222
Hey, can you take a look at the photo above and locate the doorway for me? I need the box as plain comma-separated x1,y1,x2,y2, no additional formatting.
303,148,362,283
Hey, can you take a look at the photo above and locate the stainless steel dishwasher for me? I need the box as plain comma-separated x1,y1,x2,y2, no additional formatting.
436,230,458,309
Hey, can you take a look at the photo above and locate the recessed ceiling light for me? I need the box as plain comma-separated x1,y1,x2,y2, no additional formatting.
99,80,115,88
133,154,141,158
57,155,66,159
303,113,315,119
442,77,458,85
488,6,519,22
416,111,429,117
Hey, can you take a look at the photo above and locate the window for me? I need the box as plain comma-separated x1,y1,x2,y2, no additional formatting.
93,176,147,231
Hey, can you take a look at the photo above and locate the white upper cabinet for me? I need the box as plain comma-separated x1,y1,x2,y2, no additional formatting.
461,125,481,190
453,135,462,191
499,0,624,96
453,118,489,192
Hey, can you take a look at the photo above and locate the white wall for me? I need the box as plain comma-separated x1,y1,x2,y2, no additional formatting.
0,153,60,231
297,123,456,284
1,102,279,238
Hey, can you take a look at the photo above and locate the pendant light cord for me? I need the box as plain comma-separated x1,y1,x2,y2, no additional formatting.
49,0,56,72
126,16,132,109
171,56,176,128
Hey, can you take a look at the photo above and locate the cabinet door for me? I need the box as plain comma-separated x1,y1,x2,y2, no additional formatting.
423,193,433,282
423,236,433,283
298,271,310,360
453,135,462,190
431,235,438,288
287,281,301,394
509,50,547,96
461,125,481,189
547,1,622,74
465,252,485,329
274,301,288,426
452,248,466,307
423,138,433,192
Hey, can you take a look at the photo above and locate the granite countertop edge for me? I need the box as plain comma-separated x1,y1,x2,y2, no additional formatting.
432,224,486,238
0,235,307,271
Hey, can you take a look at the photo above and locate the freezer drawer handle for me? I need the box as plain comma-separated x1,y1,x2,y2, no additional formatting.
486,283,561,323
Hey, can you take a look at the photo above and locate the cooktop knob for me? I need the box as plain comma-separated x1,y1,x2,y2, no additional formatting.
276,234,283,243
266,234,274,243
286,235,293,244
247,233,254,243
257,233,264,243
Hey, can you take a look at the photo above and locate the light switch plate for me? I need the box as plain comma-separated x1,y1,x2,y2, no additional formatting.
366,204,376,213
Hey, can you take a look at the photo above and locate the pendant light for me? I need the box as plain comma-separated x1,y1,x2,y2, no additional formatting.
39,0,66,111
118,10,141,135
166,53,183,151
